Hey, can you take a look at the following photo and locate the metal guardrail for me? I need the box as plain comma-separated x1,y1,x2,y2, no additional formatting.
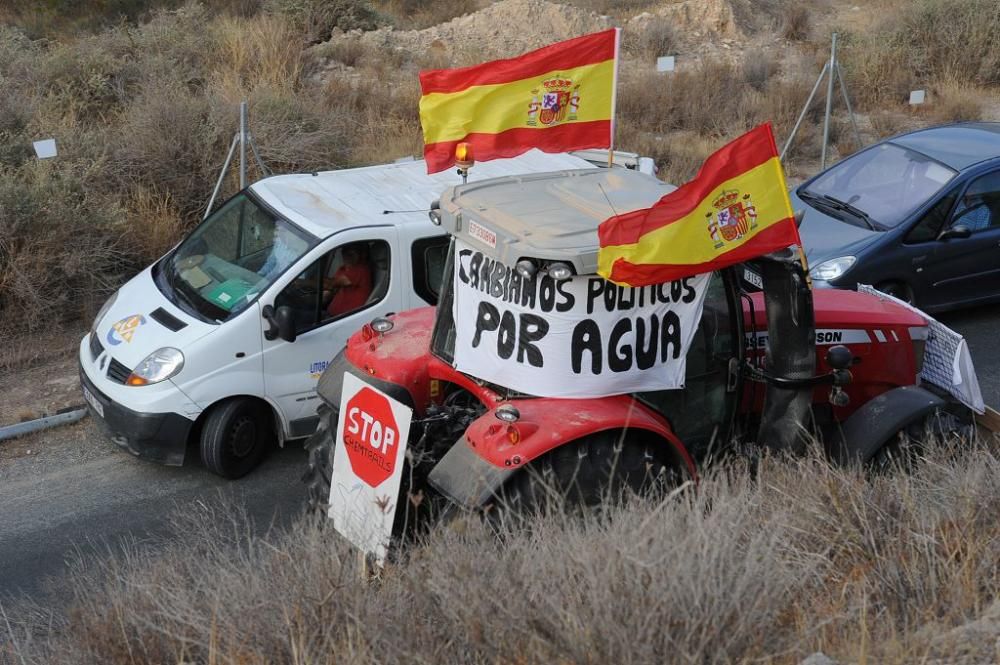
0,407,87,443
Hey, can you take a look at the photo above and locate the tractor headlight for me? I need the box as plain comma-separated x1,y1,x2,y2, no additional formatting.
810,256,856,282
126,347,184,386
515,259,538,280
546,262,574,281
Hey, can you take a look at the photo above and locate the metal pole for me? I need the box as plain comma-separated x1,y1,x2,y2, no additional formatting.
781,63,829,161
248,132,272,178
239,100,248,189
820,33,838,170
204,133,239,220
836,63,864,152
0,408,87,442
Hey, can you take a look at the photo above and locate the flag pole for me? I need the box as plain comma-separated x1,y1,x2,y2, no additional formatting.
607,27,621,168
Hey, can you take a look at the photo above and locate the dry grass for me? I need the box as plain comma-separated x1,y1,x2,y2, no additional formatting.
843,0,1000,106
781,5,810,41
376,0,483,30
928,82,986,123
4,438,998,664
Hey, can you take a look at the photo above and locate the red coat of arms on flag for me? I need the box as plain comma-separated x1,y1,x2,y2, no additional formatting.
527,77,580,126
706,190,758,249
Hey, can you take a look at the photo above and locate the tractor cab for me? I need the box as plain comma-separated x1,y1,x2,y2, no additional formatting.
427,168,746,460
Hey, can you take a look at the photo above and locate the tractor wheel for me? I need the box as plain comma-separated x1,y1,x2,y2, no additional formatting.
200,398,274,479
302,403,336,512
490,430,687,523
867,409,972,473
875,280,915,305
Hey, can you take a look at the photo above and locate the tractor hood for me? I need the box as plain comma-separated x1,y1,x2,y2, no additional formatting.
744,288,927,331
93,266,219,370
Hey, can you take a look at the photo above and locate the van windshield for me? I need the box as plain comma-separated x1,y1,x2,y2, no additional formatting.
161,193,315,321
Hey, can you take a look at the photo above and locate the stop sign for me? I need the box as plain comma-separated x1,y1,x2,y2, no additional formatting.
341,387,402,487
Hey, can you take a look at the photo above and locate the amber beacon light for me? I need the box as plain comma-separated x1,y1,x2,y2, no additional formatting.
455,142,475,182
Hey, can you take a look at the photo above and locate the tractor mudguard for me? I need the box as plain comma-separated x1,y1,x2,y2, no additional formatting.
829,385,945,466
427,396,696,508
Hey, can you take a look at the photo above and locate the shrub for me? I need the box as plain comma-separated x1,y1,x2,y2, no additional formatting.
929,82,985,123
782,5,810,41
264,0,384,44
622,16,677,61
843,0,1000,106
375,0,481,30
0,165,126,336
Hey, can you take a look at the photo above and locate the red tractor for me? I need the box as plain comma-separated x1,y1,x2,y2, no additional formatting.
303,168,973,518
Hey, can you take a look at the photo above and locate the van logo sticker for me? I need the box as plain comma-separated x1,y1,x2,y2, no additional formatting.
310,360,330,378
106,315,146,346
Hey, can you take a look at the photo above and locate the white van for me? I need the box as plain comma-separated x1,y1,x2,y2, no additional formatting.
80,150,641,478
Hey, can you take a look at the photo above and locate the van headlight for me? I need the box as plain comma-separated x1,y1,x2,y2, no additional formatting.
810,256,856,282
91,292,118,336
126,347,184,386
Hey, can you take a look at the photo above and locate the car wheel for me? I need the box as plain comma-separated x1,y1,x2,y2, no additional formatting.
200,398,274,479
875,280,915,305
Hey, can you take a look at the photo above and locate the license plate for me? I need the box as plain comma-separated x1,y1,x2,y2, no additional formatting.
83,385,105,419
743,266,763,290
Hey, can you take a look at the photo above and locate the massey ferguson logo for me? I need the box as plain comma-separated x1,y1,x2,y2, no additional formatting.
527,77,580,126
706,189,758,249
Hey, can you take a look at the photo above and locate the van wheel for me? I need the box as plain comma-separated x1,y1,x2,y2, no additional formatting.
200,398,273,479
490,431,687,524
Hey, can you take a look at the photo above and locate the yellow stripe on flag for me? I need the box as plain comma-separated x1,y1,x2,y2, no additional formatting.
419,60,614,145
597,156,793,276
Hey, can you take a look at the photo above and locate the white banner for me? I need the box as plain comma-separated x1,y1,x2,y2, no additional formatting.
328,373,413,566
452,241,710,398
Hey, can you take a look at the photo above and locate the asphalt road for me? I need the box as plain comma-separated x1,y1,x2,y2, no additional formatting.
939,306,1000,410
0,305,996,608
0,423,308,604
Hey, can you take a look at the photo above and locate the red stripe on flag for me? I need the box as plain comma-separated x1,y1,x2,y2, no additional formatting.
598,124,779,247
423,120,612,173
419,29,616,95
606,217,799,286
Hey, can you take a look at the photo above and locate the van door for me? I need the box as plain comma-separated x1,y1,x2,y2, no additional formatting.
260,228,400,437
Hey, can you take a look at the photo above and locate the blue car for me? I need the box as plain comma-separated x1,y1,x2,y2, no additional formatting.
794,122,1000,312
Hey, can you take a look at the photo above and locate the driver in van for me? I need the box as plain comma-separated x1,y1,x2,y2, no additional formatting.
325,243,373,318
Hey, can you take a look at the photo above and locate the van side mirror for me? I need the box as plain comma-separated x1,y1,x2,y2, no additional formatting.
262,304,297,343
938,223,972,241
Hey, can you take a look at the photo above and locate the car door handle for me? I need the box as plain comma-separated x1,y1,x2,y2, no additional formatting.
912,255,926,264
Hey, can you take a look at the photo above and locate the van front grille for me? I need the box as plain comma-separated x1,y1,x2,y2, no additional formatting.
106,358,133,384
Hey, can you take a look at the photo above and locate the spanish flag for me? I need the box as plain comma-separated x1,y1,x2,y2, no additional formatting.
419,29,619,174
598,123,801,286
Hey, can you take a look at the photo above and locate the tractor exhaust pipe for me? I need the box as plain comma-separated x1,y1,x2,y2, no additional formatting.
756,249,816,453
